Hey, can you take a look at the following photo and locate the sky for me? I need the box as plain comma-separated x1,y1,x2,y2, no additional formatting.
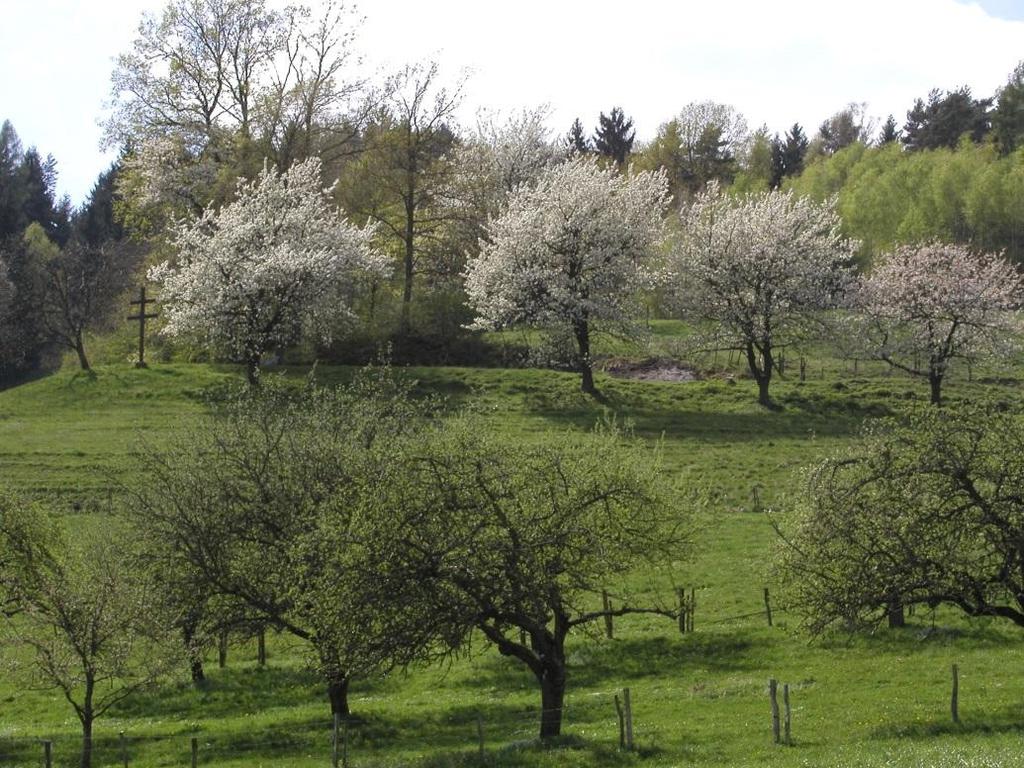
1,0,1023,204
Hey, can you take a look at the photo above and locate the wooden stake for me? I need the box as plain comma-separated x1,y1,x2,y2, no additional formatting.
623,687,634,750
763,587,773,627
332,713,340,768
120,730,128,768
769,679,780,744
257,627,266,666
783,684,791,745
218,631,228,668
602,590,614,639
43,740,52,768
342,717,349,768
614,694,625,749
951,664,960,724
476,712,485,758
676,587,687,634
191,737,198,768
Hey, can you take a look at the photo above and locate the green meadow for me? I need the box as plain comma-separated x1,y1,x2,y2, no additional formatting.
1,331,1023,767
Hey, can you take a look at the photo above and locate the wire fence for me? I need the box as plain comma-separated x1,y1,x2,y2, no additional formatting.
0,702,639,767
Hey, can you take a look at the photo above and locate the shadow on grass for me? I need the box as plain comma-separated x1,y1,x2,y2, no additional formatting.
869,708,1024,741
460,632,765,696
412,734,667,768
112,664,322,721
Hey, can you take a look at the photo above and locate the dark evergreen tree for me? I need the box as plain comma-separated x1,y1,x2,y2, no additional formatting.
902,87,991,151
0,121,25,239
0,235,48,381
769,123,808,187
593,107,635,165
993,62,1024,155
565,118,590,154
76,161,125,247
18,149,59,239
878,114,900,145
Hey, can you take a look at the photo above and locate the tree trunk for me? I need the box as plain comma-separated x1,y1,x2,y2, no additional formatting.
746,341,773,407
887,596,906,628
929,371,943,406
400,176,416,339
182,616,205,683
537,662,567,739
327,674,350,717
80,680,94,768
246,354,261,386
74,333,91,371
573,319,596,396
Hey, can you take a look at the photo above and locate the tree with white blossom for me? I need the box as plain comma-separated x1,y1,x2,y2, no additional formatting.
853,242,1023,405
672,183,857,406
151,157,386,383
464,157,669,395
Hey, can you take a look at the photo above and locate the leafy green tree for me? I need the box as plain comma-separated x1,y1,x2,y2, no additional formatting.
779,407,1024,634
593,106,635,166
132,370,438,717
0,491,178,768
639,102,748,199
358,417,686,740
337,62,463,339
811,103,874,157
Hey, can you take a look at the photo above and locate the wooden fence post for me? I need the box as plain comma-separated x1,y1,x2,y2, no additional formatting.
763,587,773,627
799,357,806,383
332,713,340,768
120,730,128,768
190,737,198,768
218,631,228,668
769,679,780,744
783,684,791,745
476,712,485,758
257,628,266,667
602,590,614,639
614,694,625,749
622,687,634,750
677,588,687,634
43,740,52,768
951,664,960,724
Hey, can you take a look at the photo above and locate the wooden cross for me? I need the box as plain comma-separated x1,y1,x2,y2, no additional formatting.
128,285,159,368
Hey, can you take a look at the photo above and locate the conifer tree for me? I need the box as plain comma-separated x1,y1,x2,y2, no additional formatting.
593,107,635,165
877,114,900,145
993,62,1024,155
770,123,808,187
566,118,590,154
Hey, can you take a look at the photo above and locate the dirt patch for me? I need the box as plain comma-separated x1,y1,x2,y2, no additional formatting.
601,357,700,382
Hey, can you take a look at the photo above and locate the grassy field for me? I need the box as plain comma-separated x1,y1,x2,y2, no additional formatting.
1,344,1024,767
